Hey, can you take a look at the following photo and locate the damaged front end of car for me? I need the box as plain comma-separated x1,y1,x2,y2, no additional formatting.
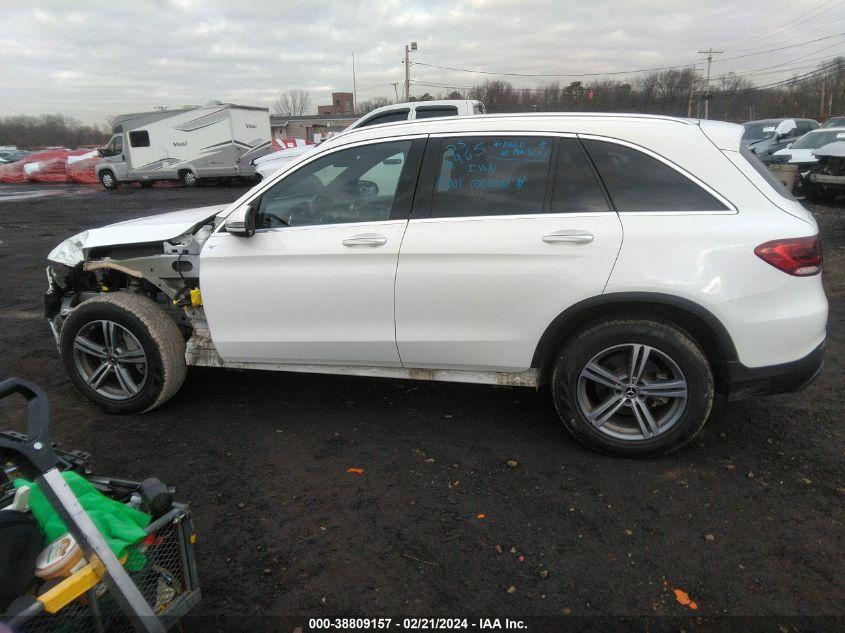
44,208,225,350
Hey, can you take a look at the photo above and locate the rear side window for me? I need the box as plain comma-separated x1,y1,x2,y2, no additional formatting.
740,144,797,201
583,139,727,212
415,106,459,120
129,131,150,147
429,136,553,218
357,109,410,128
550,139,610,213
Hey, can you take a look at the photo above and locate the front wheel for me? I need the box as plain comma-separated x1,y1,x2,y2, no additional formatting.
551,319,714,455
99,170,117,190
59,293,187,413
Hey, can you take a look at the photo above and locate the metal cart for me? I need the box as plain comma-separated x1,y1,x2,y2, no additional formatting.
0,377,201,633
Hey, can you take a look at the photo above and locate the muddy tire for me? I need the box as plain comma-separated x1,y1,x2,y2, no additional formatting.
551,318,714,456
59,293,186,413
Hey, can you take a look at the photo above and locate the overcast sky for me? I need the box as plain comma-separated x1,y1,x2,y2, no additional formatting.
1,0,842,125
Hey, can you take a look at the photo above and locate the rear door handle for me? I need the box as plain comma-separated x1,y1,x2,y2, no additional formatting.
542,230,594,244
342,233,387,247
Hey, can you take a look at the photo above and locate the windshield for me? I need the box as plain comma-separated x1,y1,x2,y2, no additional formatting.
742,122,778,142
790,129,845,150
821,117,845,128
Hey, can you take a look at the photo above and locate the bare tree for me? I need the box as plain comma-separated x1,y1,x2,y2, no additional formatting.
355,97,392,114
273,88,312,116
0,114,110,149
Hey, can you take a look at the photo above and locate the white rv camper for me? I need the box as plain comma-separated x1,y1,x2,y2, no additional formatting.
96,104,271,188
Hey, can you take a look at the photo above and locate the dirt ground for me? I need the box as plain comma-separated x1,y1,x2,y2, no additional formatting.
0,182,842,631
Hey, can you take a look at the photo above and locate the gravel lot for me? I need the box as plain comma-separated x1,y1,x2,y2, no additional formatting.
0,182,842,631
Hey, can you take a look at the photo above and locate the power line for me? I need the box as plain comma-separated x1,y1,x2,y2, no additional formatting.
410,60,840,101
721,39,845,76
714,31,845,63
409,32,844,82
726,17,842,52
722,0,844,50
410,59,699,79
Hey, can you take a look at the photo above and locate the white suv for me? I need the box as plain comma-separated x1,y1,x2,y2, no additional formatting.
45,113,827,455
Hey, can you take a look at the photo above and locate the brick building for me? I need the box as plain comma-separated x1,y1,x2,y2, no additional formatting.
317,92,354,115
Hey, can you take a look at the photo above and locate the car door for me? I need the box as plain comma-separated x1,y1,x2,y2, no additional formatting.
200,137,425,366
394,134,623,371
102,135,130,180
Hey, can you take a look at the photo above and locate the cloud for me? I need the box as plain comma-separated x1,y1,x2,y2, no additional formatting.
0,0,840,123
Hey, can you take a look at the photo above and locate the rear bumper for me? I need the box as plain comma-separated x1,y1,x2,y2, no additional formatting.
725,340,825,400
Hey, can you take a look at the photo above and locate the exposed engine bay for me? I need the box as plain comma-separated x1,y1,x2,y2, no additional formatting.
43,209,222,348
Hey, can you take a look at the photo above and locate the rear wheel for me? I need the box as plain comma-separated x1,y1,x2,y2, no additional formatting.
180,170,198,187
551,318,714,455
60,293,186,413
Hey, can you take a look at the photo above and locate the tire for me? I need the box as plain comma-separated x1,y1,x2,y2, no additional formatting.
180,170,198,187
59,293,187,414
551,318,714,456
99,170,117,190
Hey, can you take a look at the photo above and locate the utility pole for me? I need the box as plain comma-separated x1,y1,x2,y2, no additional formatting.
404,41,417,101
391,82,400,103
820,80,826,119
697,48,723,119
352,53,358,114
687,66,696,118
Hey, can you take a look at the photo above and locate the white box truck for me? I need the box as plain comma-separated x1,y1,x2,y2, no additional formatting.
96,103,271,189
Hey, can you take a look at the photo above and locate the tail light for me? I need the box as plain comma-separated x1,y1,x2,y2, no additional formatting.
754,236,822,276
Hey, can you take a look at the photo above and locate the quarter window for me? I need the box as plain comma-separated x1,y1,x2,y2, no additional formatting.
255,140,412,229
550,139,610,213
582,139,727,212
414,106,459,120
129,131,150,147
429,136,553,218
357,110,410,128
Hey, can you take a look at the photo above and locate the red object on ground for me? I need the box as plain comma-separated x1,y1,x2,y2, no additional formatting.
66,149,100,184
0,158,28,183
24,150,72,183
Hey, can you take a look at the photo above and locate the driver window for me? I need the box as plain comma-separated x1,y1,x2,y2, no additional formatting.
256,140,412,229
114,136,123,154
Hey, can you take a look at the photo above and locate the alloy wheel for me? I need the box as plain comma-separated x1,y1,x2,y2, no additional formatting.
576,344,688,441
72,320,147,400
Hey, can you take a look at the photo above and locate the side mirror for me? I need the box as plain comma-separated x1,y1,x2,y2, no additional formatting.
224,203,257,237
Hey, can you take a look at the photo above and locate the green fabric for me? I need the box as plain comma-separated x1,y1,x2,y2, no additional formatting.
14,471,151,571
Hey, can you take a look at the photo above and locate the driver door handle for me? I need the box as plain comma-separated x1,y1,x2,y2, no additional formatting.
542,230,594,244
342,233,387,247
